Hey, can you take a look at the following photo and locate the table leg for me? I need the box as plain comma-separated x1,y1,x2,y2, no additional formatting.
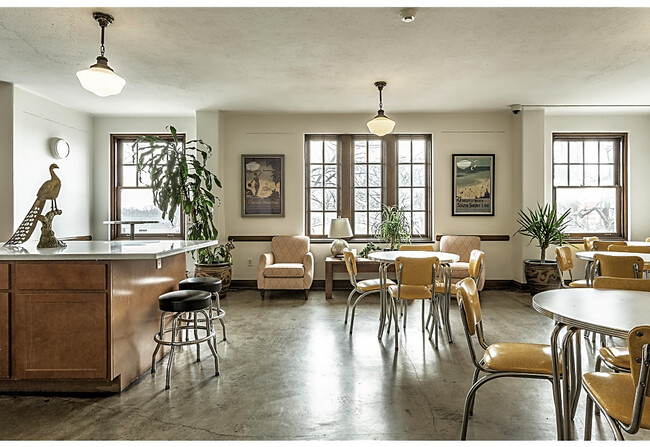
325,261,333,300
377,262,387,339
441,263,453,343
550,322,565,440
561,326,580,439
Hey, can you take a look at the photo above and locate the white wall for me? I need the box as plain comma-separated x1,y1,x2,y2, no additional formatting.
219,112,515,281
0,82,14,241
12,87,93,239
92,116,195,240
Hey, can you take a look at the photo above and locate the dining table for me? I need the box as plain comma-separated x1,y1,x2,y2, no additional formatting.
533,287,650,440
368,250,460,351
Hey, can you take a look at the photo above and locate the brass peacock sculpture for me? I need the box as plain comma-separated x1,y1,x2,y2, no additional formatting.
4,164,62,246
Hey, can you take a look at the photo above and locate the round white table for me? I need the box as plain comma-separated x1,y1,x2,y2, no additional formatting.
576,250,650,285
533,288,650,440
368,250,460,350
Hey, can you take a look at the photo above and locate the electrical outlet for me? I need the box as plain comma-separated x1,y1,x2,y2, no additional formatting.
248,258,253,267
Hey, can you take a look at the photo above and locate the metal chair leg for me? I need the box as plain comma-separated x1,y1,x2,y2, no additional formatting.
344,289,356,324
151,312,166,374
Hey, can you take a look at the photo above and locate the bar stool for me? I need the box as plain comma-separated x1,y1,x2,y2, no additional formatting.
179,277,227,341
151,289,220,390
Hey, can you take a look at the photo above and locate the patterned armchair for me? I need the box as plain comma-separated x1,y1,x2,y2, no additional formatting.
440,235,486,290
257,235,314,300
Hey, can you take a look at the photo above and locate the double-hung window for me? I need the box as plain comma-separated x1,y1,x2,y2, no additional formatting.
305,134,432,240
552,133,627,238
110,134,185,240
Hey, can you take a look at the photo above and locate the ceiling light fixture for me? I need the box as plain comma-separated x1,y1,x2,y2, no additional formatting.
76,12,126,97
400,8,417,23
367,81,396,136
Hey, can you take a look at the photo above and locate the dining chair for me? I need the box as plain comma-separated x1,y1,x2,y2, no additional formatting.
399,244,435,251
555,246,588,288
455,277,560,440
583,325,650,440
592,277,650,374
593,254,643,279
584,236,599,251
342,249,394,334
646,237,650,243
387,255,440,350
608,245,650,253
592,240,627,251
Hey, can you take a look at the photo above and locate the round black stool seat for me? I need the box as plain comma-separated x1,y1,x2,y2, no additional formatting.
158,290,212,313
179,277,222,294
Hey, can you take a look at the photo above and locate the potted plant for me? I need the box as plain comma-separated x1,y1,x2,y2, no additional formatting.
515,202,571,295
374,205,411,250
134,125,234,297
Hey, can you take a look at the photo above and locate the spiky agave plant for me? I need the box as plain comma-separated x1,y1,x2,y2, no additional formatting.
515,202,571,262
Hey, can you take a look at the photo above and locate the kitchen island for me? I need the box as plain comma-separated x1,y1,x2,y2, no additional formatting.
0,240,218,393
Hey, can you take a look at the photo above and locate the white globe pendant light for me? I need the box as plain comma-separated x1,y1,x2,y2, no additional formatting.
367,81,396,136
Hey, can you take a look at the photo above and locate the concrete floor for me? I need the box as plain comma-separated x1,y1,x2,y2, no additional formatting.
0,287,648,441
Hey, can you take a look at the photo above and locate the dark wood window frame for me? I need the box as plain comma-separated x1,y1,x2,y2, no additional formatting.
552,132,627,239
305,133,432,242
110,134,186,241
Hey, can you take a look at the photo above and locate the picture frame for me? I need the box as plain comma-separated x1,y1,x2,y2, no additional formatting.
452,154,495,216
242,154,284,217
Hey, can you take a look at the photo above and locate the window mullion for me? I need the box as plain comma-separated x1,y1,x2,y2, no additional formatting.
384,135,397,207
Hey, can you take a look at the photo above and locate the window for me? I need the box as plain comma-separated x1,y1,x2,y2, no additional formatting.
110,134,185,240
305,134,432,240
552,133,627,238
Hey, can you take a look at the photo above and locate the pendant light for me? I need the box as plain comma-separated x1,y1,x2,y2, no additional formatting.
76,12,126,97
366,81,396,136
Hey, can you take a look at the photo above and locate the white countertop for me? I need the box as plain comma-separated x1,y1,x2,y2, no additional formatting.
0,240,220,261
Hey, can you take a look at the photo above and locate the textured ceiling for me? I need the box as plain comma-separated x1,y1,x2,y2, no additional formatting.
1,7,650,116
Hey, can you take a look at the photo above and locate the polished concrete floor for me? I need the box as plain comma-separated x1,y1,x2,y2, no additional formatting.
0,287,648,441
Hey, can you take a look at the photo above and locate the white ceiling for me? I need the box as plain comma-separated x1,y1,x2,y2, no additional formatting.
2,6,650,116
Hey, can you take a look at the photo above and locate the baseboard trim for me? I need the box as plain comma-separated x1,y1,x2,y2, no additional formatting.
231,279,523,291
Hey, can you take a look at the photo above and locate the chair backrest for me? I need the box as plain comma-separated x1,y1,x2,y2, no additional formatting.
468,249,485,280
593,253,643,278
608,245,650,253
456,277,482,336
646,237,650,243
395,256,439,287
592,240,627,252
583,236,599,251
627,326,650,398
440,235,480,262
555,246,574,272
593,276,650,292
342,249,357,277
399,244,435,251
271,236,310,263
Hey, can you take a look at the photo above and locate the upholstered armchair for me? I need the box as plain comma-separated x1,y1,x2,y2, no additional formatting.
257,235,314,300
439,235,486,290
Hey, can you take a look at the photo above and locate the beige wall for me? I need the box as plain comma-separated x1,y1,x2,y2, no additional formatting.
219,112,516,281
0,83,13,240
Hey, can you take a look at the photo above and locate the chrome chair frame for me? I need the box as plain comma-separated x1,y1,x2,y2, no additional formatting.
584,339,650,440
456,279,561,440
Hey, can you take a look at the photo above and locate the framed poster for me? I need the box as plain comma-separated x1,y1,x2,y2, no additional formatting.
452,154,495,216
242,154,284,217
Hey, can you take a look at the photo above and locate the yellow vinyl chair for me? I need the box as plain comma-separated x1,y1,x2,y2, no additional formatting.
646,237,650,243
583,325,650,440
593,254,643,279
387,256,440,351
592,277,650,374
343,249,394,334
592,240,627,252
456,277,560,440
555,246,588,288
584,236,599,251
399,244,435,251
609,245,650,253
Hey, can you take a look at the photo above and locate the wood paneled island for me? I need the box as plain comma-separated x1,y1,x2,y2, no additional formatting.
0,240,218,393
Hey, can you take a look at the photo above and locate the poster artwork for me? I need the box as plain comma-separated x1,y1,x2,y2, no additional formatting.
452,154,495,216
242,155,284,217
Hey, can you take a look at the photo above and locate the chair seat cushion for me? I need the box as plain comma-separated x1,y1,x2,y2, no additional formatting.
357,278,395,292
569,279,588,288
599,346,630,370
388,284,432,300
158,290,212,312
434,281,458,295
449,262,470,278
483,342,555,375
582,372,650,428
264,263,305,278
179,276,222,293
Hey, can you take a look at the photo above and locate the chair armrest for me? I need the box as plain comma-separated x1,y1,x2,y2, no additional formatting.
303,252,314,288
258,253,274,288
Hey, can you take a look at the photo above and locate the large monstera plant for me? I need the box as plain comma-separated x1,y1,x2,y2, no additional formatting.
134,125,225,264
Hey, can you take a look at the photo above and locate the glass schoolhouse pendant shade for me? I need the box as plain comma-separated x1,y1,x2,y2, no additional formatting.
76,56,126,97
367,110,396,136
367,81,395,136
77,12,126,97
